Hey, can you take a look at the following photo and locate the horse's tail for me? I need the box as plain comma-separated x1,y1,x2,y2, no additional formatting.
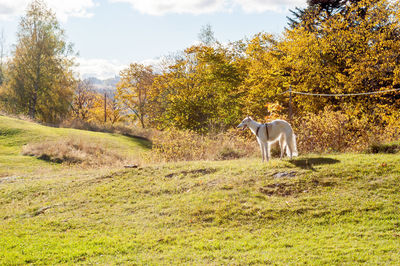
286,130,298,157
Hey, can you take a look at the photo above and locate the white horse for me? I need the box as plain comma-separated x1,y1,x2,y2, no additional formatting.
237,117,298,162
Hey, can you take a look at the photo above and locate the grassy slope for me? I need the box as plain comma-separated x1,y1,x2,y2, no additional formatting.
1,116,400,264
0,115,149,175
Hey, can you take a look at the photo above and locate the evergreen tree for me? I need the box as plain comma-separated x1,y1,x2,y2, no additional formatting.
287,0,362,30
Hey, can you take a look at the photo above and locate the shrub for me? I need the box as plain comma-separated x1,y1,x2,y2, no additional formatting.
366,143,400,154
291,107,400,153
216,146,242,160
56,108,400,162
293,107,349,153
148,129,258,162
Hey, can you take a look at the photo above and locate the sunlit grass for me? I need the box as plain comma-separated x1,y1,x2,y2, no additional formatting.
0,116,399,264
0,115,150,173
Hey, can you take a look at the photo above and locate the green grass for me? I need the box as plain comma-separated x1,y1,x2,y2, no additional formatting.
0,115,149,175
1,116,400,264
0,115,150,152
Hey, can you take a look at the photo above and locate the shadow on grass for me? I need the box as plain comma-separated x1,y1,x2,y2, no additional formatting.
0,128,23,137
121,133,152,149
289,157,340,171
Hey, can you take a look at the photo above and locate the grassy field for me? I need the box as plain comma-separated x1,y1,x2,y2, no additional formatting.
0,116,400,264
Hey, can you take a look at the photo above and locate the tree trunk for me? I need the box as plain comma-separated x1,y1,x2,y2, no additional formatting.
29,90,37,119
139,115,145,128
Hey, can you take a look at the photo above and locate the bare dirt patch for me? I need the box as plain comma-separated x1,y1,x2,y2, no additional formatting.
0,175,19,183
165,168,217,179
260,178,336,197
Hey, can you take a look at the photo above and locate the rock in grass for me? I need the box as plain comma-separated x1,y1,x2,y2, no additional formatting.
124,164,138,169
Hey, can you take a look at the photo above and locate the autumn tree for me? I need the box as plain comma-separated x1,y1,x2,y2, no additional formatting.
287,0,362,30
82,91,111,124
6,0,75,123
90,91,121,125
232,0,400,128
239,33,286,119
149,43,245,133
271,0,400,123
105,92,121,124
116,63,154,128
80,0,400,135
70,80,97,121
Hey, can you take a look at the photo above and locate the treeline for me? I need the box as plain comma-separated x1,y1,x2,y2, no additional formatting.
145,0,400,132
1,0,400,136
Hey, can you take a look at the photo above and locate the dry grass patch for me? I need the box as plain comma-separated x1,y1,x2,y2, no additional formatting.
61,119,153,140
22,137,130,167
149,129,258,162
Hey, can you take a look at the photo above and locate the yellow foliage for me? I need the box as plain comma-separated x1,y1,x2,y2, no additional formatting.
116,63,154,128
148,128,258,162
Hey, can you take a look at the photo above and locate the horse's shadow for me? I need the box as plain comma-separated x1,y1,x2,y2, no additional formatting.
289,157,340,171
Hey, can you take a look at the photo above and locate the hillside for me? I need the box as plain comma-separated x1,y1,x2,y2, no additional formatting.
0,115,149,175
84,76,120,94
0,116,400,264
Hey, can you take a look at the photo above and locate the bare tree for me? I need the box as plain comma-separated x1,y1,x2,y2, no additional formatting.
198,24,216,46
71,80,97,121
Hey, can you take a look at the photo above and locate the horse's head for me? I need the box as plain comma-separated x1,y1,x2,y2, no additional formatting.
237,116,253,130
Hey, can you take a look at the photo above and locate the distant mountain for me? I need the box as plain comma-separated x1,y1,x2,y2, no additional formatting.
84,76,120,94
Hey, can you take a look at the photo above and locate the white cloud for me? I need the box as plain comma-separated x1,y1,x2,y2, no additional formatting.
108,0,306,15
0,0,24,20
75,58,127,80
141,57,164,69
142,56,178,74
75,57,169,79
109,0,228,15
0,0,97,21
48,0,97,21
234,0,306,13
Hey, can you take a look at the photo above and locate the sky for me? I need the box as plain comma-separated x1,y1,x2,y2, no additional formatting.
0,0,306,80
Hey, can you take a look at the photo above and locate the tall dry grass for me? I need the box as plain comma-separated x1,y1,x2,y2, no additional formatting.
22,137,132,167
147,109,400,162
61,119,153,140
293,107,400,153
147,129,259,162
53,110,400,164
